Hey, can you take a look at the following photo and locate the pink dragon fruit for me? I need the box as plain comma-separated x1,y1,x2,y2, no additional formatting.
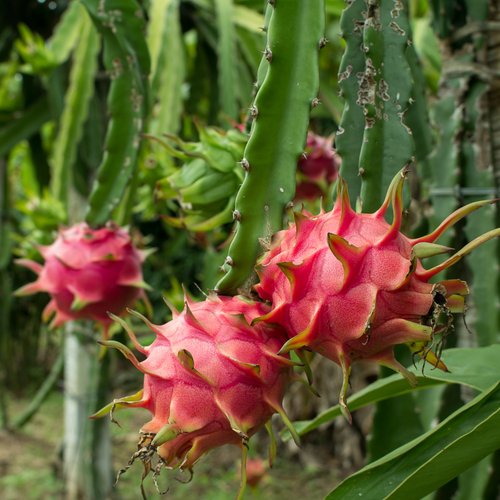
92,294,305,499
297,132,340,184
14,222,150,337
294,181,325,203
254,170,500,421
295,133,340,204
241,456,267,488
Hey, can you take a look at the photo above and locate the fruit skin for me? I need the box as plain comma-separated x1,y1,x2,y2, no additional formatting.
297,132,340,184
93,294,302,498
254,170,499,421
295,133,340,204
14,222,150,335
242,456,267,488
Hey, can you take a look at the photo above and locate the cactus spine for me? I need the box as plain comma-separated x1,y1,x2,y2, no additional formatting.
216,0,326,295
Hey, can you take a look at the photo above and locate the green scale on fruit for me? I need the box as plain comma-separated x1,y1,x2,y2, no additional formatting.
152,121,248,231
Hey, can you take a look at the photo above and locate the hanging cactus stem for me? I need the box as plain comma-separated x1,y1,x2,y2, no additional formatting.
216,0,325,295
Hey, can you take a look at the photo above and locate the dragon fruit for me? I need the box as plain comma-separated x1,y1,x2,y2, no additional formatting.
242,456,267,488
295,133,340,204
92,294,305,499
14,222,150,337
297,132,340,184
254,170,500,421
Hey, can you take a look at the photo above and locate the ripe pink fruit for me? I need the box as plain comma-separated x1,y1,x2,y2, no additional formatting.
93,294,304,499
297,132,340,184
241,456,267,488
15,222,150,337
254,170,499,421
294,181,324,203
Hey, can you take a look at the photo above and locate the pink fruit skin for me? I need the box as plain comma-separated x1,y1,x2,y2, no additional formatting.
297,133,340,184
253,172,494,419
15,222,149,332
113,295,295,471
294,181,324,202
243,457,267,488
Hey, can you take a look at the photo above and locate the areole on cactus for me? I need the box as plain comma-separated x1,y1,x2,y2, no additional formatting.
253,169,500,422
14,222,151,338
92,293,309,499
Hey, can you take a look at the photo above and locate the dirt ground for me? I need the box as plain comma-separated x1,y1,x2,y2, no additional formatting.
0,391,341,500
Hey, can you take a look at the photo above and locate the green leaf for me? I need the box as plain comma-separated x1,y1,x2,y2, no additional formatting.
0,97,51,158
281,345,500,441
50,11,100,208
455,456,492,500
325,381,500,500
232,5,265,33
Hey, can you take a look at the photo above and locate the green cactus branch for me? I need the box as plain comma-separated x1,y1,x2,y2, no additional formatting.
335,0,415,213
215,0,325,296
50,10,100,209
358,0,415,213
82,0,151,227
335,0,366,205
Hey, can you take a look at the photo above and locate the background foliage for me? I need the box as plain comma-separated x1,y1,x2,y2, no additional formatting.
1,0,499,499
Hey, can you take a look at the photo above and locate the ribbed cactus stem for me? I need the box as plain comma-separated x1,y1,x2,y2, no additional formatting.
215,0,325,295
255,4,273,91
335,0,367,205
358,0,415,213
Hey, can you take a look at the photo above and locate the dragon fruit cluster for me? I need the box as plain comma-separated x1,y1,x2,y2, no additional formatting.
41,171,495,499
15,222,150,338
